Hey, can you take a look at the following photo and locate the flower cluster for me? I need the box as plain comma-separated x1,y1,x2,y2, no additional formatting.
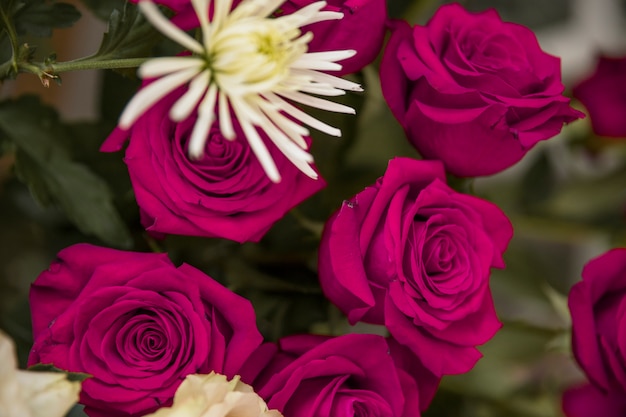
24,0,596,416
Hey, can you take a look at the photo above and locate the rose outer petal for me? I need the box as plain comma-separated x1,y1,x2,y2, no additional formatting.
562,383,626,417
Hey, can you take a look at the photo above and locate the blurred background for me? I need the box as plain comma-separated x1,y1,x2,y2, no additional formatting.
1,1,626,416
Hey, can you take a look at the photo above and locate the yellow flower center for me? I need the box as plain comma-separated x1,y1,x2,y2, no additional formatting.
210,19,309,96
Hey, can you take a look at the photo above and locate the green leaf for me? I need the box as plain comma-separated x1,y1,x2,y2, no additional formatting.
538,167,626,222
78,0,125,20
67,404,89,417
11,0,81,37
541,283,571,326
28,363,91,382
87,2,166,64
520,150,556,211
0,96,133,248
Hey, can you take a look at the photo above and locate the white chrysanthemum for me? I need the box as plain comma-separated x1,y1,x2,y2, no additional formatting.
143,372,282,417
0,330,81,417
119,0,363,182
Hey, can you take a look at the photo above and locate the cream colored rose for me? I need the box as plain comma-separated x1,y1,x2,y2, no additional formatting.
145,372,282,417
0,330,81,417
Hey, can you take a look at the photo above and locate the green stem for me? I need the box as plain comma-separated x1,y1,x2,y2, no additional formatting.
0,5,19,74
14,56,150,85
49,57,150,73
0,59,13,79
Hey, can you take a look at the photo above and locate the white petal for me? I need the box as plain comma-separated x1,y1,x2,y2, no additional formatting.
278,90,356,114
300,50,357,63
237,115,281,183
263,92,341,136
188,83,218,158
191,0,212,45
138,57,203,78
288,1,326,24
234,0,284,19
212,0,233,33
119,67,199,128
296,83,347,96
257,100,309,148
304,10,343,25
218,92,236,140
292,68,363,92
139,1,204,54
170,71,211,121
227,94,263,124
257,114,313,164
290,60,342,71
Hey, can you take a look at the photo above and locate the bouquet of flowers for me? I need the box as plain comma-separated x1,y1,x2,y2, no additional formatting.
1,0,625,416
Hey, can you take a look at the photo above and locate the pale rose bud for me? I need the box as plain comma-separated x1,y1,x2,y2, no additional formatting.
0,330,81,417
145,372,282,417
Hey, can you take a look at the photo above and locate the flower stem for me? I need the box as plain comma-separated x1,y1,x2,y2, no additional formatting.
0,4,19,76
49,57,150,73
12,56,150,86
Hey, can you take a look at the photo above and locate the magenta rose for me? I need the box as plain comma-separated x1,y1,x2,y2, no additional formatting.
28,244,263,417
127,0,242,29
241,334,439,417
101,85,324,243
318,158,513,376
380,3,584,177
562,248,626,417
573,56,626,137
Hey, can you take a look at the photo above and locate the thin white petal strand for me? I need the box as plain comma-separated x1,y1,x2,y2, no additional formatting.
258,115,312,163
228,95,263,124
191,0,212,45
290,60,342,71
139,1,204,54
236,114,281,183
302,11,343,25
212,0,233,33
119,67,199,128
257,101,309,148
188,114,212,159
263,92,341,136
268,140,318,178
278,90,356,114
300,50,357,63
170,71,211,121
139,57,203,79
188,83,218,158
293,69,363,92
289,1,326,22
261,104,310,138
254,109,317,179
218,92,236,140
269,139,318,179
296,84,347,96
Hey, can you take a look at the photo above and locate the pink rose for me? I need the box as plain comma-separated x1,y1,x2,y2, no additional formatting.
128,0,242,29
101,86,325,243
318,158,513,376
573,56,626,137
28,244,263,417
563,248,626,417
380,3,584,177
241,334,439,417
